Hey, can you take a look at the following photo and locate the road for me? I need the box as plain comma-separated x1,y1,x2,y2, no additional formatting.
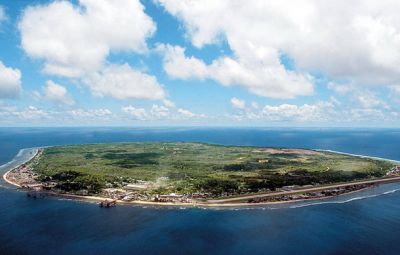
207,175,400,204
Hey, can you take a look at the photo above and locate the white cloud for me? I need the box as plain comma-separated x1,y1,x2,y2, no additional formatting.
261,102,335,122
0,61,22,99
328,83,390,110
390,85,400,97
19,1,167,103
37,80,75,106
68,108,112,119
150,104,170,118
177,108,195,118
349,108,386,122
178,108,207,119
251,102,259,109
0,104,116,124
19,0,155,77
230,97,246,109
159,44,313,99
84,64,165,100
157,44,208,80
228,94,400,123
122,104,171,120
121,104,205,120
163,99,175,108
229,96,344,122
327,82,355,94
0,6,6,23
157,0,400,94
355,91,389,109
329,96,341,106
0,105,50,121
121,105,148,120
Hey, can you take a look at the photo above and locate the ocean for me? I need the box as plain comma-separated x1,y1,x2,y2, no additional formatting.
1,127,400,255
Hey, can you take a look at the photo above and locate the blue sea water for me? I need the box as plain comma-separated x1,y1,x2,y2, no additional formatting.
1,127,400,255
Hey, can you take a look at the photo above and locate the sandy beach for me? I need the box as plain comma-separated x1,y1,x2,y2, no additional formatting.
3,171,22,188
10,183,380,208
2,148,40,188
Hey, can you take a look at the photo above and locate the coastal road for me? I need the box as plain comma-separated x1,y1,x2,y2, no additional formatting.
207,176,400,204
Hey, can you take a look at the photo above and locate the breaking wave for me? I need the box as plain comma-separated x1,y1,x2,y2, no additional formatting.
288,187,400,209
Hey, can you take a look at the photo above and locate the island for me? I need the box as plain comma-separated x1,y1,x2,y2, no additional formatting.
3,142,400,207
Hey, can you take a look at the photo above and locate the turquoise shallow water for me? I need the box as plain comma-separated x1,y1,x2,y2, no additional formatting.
1,127,400,255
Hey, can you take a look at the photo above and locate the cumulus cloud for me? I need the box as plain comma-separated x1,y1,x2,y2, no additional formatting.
261,102,335,122
0,105,114,123
162,99,175,108
122,104,205,120
0,61,22,99
157,0,400,95
122,104,170,120
150,104,170,118
177,108,195,118
355,91,389,109
158,44,313,99
327,82,391,111
121,105,148,120
231,101,347,123
251,102,259,109
230,97,246,109
0,6,6,23
84,64,165,100
0,103,120,125
391,85,400,93
36,80,75,106
327,82,355,94
177,108,207,119
157,44,209,80
229,95,399,124
19,0,155,77
349,108,387,122
68,108,112,120
0,105,50,121
18,0,167,103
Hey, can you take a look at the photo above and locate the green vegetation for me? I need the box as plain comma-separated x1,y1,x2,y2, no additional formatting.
32,142,394,195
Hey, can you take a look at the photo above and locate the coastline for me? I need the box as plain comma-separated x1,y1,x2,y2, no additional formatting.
19,184,379,208
2,146,400,208
315,149,400,164
2,148,39,188
3,171,22,188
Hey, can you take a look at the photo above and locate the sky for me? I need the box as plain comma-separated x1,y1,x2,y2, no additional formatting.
0,0,399,127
